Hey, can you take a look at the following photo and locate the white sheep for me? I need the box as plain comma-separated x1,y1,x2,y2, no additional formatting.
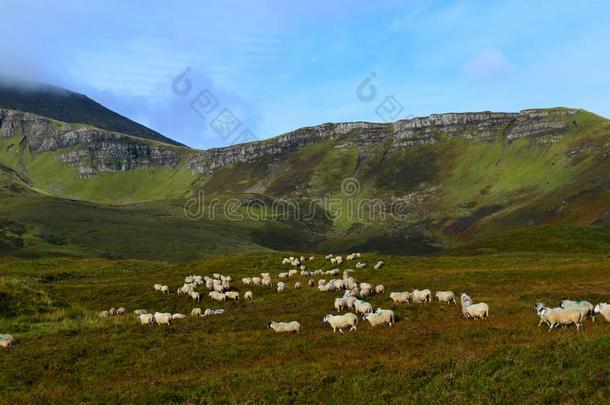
594,303,610,322
323,313,358,333
277,282,286,293
561,300,595,322
374,260,384,270
344,295,356,310
411,289,432,303
252,277,262,286
355,262,366,269
191,308,202,317
160,285,169,294
536,304,583,331
208,291,226,302
172,313,186,320
267,321,301,333
153,312,172,325
261,277,272,287
99,310,109,318
364,309,395,327
435,291,456,304
389,292,411,305
138,313,154,325
334,297,346,312
294,282,302,289
354,299,373,316
308,279,315,287
204,308,214,316
133,309,148,315
190,291,200,302
153,284,162,291
244,291,254,300
460,293,489,320
242,277,252,285
375,284,385,294
225,291,240,301
0,334,16,348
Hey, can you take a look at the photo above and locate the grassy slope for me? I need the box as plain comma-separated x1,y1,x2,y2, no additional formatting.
0,252,609,403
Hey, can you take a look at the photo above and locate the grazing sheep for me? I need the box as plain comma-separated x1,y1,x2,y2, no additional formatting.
308,279,315,287
204,308,214,316
153,312,172,325
460,293,489,320
335,297,346,312
225,291,240,301
160,285,169,294
99,311,110,318
109,307,117,316
261,277,272,287
594,303,610,322
190,291,201,302
389,292,411,305
252,277,262,286
138,313,154,325
344,296,356,310
412,289,432,303
294,282,302,289
536,304,583,331
213,309,224,315
375,284,385,294
364,309,395,327
213,273,221,279
323,313,358,333
279,272,289,279
277,282,286,293
355,262,366,269
208,291,226,302
172,313,186,320
242,277,252,285
435,291,456,304
354,299,373,316
288,270,298,277
244,291,254,300
309,256,315,261
374,260,384,270
133,309,148,315
191,308,202,317
153,284,162,291
116,307,126,316
267,321,301,334
0,334,16,348
325,254,334,260
318,279,327,286
261,273,271,279
561,300,595,322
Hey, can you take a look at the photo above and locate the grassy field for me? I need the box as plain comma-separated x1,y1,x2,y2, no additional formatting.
1,251,610,403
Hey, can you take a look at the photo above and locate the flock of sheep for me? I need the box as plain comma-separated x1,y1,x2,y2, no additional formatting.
95,253,608,334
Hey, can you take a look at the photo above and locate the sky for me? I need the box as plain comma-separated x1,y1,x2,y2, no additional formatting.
1,0,609,149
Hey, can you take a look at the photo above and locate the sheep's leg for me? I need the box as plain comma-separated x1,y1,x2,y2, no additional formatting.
339,328,344,334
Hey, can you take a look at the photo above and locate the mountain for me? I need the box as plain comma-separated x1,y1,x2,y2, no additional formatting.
0,84,609,260
0,82,184,146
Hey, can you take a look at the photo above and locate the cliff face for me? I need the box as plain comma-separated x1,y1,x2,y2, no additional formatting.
0,107,578,178
186,109,578,173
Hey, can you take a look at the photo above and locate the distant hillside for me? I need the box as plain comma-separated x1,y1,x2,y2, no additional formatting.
0,82,184,146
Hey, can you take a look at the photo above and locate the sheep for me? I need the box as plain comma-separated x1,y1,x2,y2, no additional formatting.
252,277,262,286
354,299,373,316
309,256,315,261
374,260,384,270
203,308,214,316
334,297,346,312
225,291,240,301
261,277,272,287
345,295,356,310
325,254,334,260
294,282,302,289
0,334,16,348
460,293,489,320
389,292,411,305
318,279,327,286
99,310,109,318
109,307,117,316
213,273,221,279
318,283,335,292
288,270,298,277
242,277,252,285
244,291,254,300
116,307,126,316
191,308,202,317
133,309,148,315
364,309,395,327
279,272,289,279
261,273,270,279
374,284,385,295
153,312,172,325
411,289,432,303
435,291,456,304
138,313,154,325
536,304,583,331
308,279,315,287
214,309,224,315
323,313,358,333
355,262,366,269
594,303,610,322
153,284,162,291
267,321,301,334
160,285,169,294
561,300,595,322
172,313,186,320
208,291,226,302
190,291,201,302
277,282,286,293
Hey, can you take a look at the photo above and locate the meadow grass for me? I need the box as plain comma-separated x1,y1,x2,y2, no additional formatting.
0,252,609,403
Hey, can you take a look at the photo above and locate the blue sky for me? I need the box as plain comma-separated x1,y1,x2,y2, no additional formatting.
2,0,609,149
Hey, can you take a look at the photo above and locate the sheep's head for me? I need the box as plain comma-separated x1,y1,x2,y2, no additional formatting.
266,322,274,329
323,315,331,323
